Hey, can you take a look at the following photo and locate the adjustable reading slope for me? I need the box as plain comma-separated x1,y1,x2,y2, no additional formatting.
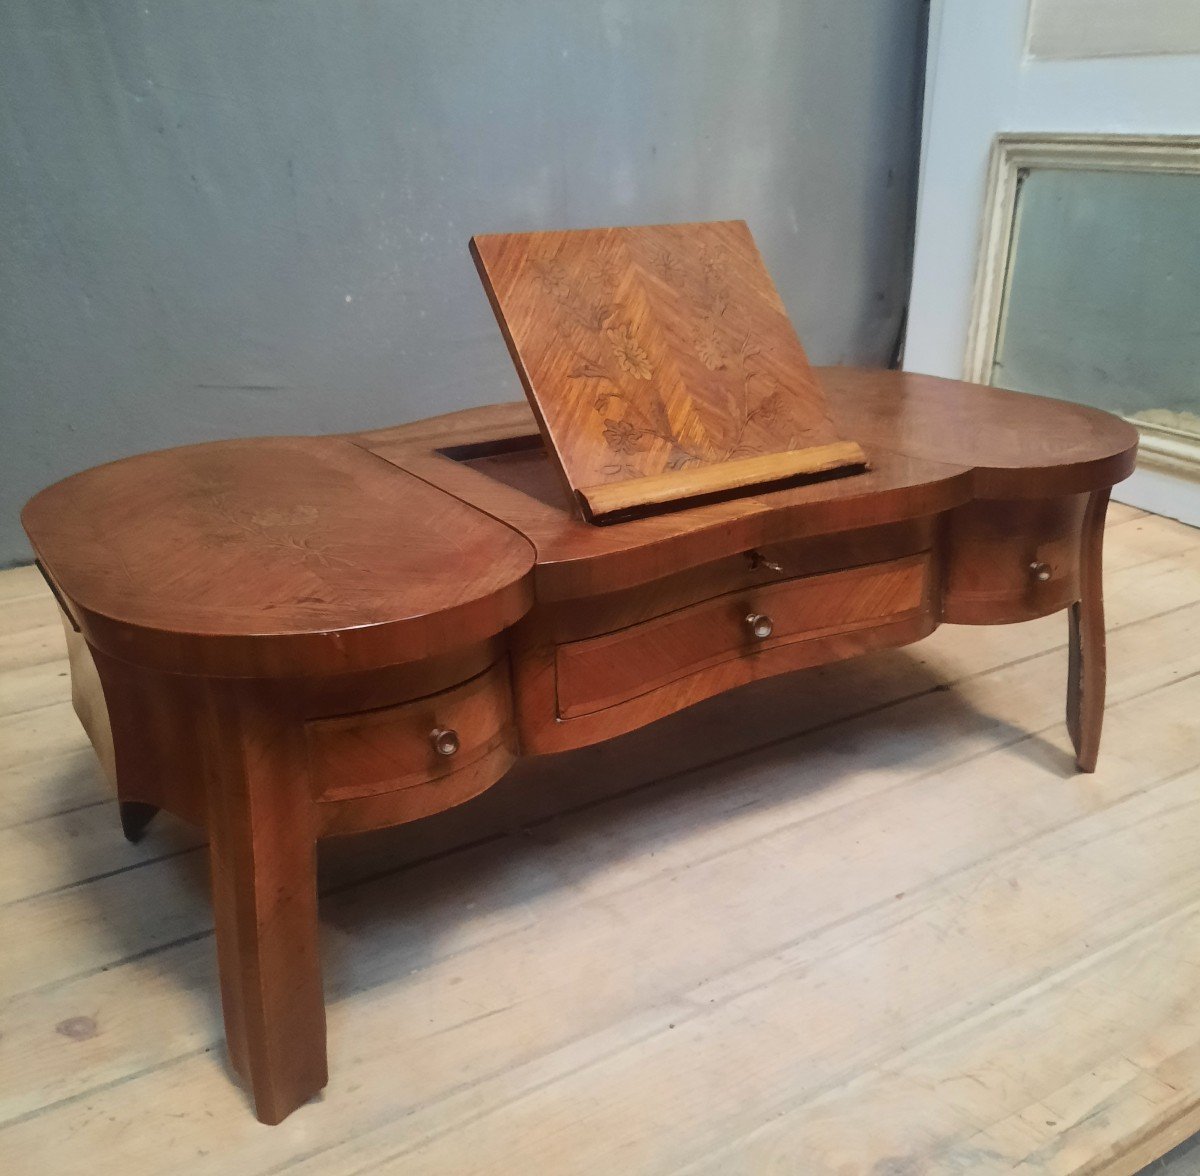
470,220,868,523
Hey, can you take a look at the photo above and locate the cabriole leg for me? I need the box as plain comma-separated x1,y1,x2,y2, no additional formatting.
1067,489,1110,773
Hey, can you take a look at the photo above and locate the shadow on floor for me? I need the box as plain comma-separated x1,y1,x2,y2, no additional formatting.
1140,1134,1200,1174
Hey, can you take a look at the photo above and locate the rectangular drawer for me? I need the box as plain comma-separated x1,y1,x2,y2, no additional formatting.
555,554,930,719
306,660,514,802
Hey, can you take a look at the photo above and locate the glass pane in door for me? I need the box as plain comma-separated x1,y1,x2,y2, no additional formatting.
992,166,1200,441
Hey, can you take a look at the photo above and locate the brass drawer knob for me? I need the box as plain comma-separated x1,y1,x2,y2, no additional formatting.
430,727,460,757
745,612,774,639
1029,561,1052,583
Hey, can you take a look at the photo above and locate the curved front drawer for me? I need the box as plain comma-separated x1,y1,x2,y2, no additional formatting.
306,660,514,802
941,495,1086,624
555,554,930,719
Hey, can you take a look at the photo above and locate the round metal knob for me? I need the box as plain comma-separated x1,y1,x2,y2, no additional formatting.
430,727,460,757
745,612,774,639
1029,561,1052,583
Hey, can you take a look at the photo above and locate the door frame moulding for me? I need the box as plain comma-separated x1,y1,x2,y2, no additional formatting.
966,132,1200,483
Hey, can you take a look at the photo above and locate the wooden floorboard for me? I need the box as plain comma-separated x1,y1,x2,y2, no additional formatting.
0,510,1197,1175
0,564,49,604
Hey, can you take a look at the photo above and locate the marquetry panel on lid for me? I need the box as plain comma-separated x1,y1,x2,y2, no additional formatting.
471,220,866,522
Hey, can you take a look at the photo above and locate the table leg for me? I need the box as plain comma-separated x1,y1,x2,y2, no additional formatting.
204,687,327,1124
119,800,159,843
1067,489,1110,773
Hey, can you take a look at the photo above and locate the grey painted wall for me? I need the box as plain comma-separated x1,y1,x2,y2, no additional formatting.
1,0,926,566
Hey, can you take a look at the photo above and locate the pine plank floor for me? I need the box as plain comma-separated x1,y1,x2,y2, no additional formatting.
1,504,1199,1175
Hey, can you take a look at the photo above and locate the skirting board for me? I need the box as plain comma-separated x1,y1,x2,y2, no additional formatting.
1115,465,1200,529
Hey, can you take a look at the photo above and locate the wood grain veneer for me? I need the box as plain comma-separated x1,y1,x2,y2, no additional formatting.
356,368,1136,600
20,362,1137,1125
470,222,867,520
942,495,1088,624
541,517,936,642
21,437,536,678
577,441,869,521
306,661,514,803
512,609,940,756
555,555,929,719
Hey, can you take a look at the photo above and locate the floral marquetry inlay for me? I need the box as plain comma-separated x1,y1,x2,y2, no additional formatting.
471,220,865,520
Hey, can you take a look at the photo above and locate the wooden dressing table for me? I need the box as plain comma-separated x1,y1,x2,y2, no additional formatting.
20,222,1137,1124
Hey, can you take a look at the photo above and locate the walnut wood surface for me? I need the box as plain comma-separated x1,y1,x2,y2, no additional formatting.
1068,489,1110,772
824,368,1138,499
21,436,536,677
361,415,970,602
543,517,936,642
941,495,1087,624
577,441,869,521
514,607,939,756
355,367,1136,600
19,364,1138,1125
314,734,519,838
85,639,209,828
203,682,326,1125
471,222,865,520
306,660,515,803
555,554,929,719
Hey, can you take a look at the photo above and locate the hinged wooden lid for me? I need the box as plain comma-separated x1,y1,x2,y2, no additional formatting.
470,220,867,523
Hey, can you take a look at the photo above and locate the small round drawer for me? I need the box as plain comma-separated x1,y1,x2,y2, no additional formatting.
305,660,514,802
941,495,1086,624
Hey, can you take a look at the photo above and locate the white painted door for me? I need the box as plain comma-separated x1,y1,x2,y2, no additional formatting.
905,0,1200,524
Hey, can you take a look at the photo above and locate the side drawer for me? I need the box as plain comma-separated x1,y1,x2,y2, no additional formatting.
556,554,930,719
942,495,1085,624
306,660,515,802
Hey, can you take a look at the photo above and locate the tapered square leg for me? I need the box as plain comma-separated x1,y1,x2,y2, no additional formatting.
204,687,327,1124
1067,489,1110,773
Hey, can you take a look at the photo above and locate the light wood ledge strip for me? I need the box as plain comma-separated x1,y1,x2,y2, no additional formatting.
578,441,868,520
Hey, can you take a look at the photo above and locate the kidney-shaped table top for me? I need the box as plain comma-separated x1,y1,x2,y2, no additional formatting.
356,368,1139,600
23,369,1138,676
22,436,536,678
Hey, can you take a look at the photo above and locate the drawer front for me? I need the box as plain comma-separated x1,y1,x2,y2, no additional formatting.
546,517,936,643
556,554,930,719
306,660,514,802
942,495,1085,624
